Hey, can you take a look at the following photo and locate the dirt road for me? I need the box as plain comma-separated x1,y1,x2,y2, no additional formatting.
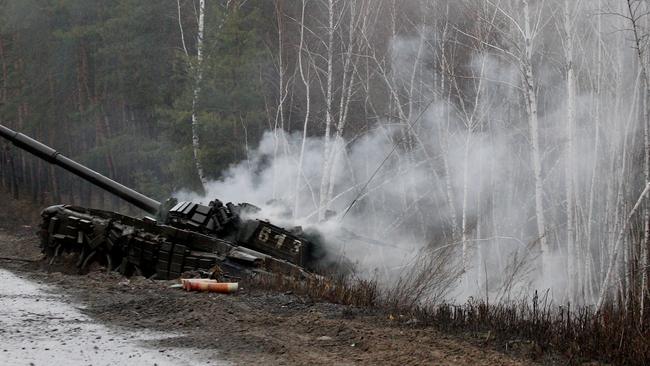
0,268,230,366
0,227,532,365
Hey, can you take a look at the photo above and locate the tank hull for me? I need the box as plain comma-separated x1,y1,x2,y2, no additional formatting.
1,123,319,279
40,205,312,279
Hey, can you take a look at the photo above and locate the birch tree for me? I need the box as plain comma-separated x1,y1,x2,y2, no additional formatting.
294,0,312,218
466,0,551,274
622,0,650,315
178,0,208,189
318,0,336,221
561,0,578,303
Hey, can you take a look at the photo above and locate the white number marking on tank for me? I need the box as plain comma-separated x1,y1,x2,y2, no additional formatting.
292,240,302,253
258,226,271,242
274,234,286,248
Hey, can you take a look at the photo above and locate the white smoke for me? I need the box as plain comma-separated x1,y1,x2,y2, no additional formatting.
176,1,642,305
175,127,423,278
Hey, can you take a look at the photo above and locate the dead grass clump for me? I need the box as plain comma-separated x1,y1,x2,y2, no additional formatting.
248,271,379,308
383,243,463,311
411,292,649,365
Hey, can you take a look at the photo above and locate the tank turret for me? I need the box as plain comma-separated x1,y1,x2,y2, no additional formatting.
0,124,315,279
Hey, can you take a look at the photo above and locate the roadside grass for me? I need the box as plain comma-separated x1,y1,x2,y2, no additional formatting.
247,270,379,308
4,191,647,364
249,243,649,365
410,294,649,365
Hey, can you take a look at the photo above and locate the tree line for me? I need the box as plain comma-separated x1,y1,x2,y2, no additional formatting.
0,0,271,203
1,0,649,314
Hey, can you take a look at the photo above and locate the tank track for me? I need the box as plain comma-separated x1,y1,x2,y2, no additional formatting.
40,205,310,280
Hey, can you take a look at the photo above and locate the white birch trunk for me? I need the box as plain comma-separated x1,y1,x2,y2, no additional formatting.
461,53,486,288
326,0,360,208
598,67,641,308
294,0,311,219
191,0,208,189
523,0,548,274
271,1,286,199
640,45,649,317
438,40,459,239
442,91,458,239
318,0,335,221
585,0,603,304
564,0,577,303
624,0,650,315
641,1,650,323
597,182,650,309
461,131,471,285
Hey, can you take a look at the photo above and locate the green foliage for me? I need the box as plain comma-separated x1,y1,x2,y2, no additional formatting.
167,3,272,184
0,0,276,204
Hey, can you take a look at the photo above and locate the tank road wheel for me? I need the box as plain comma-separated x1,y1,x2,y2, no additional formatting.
48,244,62,266
105,253,113,273
79,250,97,274
75,246,87,268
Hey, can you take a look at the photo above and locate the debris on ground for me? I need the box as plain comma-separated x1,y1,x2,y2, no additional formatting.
180,278,238,293
0,226,538,365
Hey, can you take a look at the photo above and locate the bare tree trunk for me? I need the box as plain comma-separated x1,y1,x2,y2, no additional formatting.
319,0,335,221
597,182,650,309
0,36,6,104
192,0,208,189
326,0,365,206
642,56,650,319
585,0,604,304
294,0,311,219
8,145,18,199
437,31,459,238
271,0,287,199
179,0,208,189
523,0,548,274
461,52,486,288
641,3,650,324
563,0,578,303
46,73,61,203
624,0,649,317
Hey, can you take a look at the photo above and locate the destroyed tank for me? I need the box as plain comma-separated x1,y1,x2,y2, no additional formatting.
0,124,321,280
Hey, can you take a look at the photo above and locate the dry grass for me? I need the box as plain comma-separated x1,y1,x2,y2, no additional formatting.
249,242,649,365
3,190,646,364
247,270,379,308
383,243,463,311
408,293,649,365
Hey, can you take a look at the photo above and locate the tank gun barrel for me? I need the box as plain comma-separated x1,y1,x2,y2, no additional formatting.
0,124,161,214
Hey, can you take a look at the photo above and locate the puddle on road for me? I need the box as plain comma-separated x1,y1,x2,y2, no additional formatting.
0,269,230,366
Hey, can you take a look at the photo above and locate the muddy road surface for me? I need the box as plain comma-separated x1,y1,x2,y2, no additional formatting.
0,268,228,365
0,226,532,365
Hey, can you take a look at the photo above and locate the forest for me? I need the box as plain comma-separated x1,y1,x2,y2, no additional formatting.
1,0,650,337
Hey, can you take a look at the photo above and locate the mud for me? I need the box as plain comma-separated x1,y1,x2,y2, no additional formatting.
0,268,229,366
0,226,536,365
